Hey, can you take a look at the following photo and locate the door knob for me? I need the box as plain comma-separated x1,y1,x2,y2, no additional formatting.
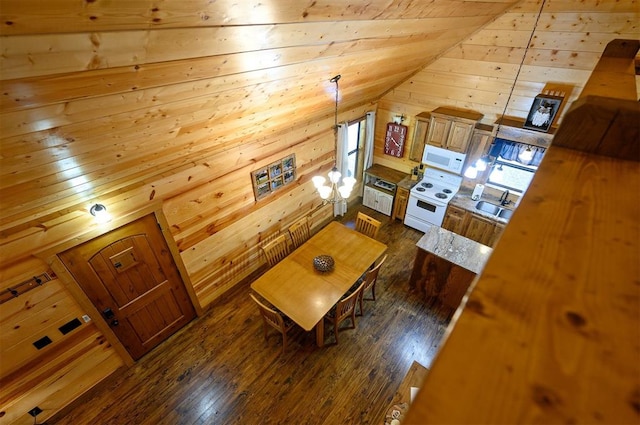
110,319,119,327
102,307,115,319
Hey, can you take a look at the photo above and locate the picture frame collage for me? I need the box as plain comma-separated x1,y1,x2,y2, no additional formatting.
251,154,296,200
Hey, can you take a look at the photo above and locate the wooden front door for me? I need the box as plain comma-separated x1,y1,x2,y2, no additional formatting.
59,214,196,360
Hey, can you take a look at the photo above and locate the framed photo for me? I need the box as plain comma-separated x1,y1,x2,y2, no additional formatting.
256,182,270,197
270,176,284,190
523,94,563,132
269,163,282,179
254,169,269,184
283,169,295,183
282,156,294,171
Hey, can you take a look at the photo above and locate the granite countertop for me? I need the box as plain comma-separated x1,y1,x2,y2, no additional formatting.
450,187,516,224
397,175,418,191
416,226,493,274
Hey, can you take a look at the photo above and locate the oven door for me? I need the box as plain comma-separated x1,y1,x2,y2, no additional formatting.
404,193,447,231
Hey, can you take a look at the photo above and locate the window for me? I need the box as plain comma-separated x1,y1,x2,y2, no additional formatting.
486,139,546,194
346,118,365,179
487,158,536,193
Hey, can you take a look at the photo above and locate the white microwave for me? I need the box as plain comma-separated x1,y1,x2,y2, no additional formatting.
421,145,467,175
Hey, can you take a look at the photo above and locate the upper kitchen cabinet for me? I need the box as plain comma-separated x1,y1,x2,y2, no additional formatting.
426,108,483,153
408,112,431,162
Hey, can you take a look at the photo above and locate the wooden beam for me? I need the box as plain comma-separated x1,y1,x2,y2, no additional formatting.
579,39,639,101
552,39,640,160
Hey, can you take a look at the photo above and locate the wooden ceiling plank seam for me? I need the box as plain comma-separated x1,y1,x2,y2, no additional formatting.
0,105,342,233
0,32,450,113
0,0,517,36
0,46,440,189
0,16,498,80
0,35,447,139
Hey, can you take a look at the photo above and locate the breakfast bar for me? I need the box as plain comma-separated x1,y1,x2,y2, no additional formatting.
409,226,493,308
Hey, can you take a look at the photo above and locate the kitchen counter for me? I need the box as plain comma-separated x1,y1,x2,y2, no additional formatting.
410,226,493,308
397,175,417,191
416,226,493,274
450,187,515,224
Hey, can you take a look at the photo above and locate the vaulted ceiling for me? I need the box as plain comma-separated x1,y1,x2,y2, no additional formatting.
1,0,637,241
0,0,519,146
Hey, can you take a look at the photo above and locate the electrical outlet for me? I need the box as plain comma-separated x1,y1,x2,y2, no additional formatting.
82,314,91,323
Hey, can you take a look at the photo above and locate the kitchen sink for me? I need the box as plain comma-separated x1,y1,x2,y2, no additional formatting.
497,208,513,219
475,201,513,220
475,201,500,215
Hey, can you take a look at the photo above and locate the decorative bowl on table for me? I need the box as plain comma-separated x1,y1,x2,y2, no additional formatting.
313,255,334,272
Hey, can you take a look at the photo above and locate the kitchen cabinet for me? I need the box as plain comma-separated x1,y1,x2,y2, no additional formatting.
426,107,483,153
408,112,430,162
410,226,492,309
362,164,407,217
391,186,409,221
441,204,468,235
363,186,394,216
465,214,496,246
442,204,505,247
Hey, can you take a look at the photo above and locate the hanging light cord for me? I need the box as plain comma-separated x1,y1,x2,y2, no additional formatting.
330,74,341,152
497,0,547,132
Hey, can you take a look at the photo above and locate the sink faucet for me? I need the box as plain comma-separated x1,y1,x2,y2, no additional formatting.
500,190,510,206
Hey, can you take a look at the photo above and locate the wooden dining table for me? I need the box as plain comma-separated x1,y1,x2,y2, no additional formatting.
251,221,388,347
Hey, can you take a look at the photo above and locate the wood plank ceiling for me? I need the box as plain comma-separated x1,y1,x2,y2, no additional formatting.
0,0,518,240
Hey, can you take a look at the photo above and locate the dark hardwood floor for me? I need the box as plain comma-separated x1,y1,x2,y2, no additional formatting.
51,205,456,425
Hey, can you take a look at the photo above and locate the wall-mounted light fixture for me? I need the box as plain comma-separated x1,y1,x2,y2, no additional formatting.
89,203,111,223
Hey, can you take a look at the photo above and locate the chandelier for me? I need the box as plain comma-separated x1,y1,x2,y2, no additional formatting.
312,74,356,204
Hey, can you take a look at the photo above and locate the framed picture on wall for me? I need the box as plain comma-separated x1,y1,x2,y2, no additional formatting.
251,154,296,200
523,94,563,132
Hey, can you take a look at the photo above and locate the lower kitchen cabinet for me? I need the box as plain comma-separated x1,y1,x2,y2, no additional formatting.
441,204,467,234
391,187,409,221
362,164,408,217
465,214,496,245
442,204,505,247
363,185,394,216
489,223,505,247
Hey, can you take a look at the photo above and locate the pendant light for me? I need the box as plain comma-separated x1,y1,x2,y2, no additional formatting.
312,75,356,204
490,0,547,162
518,145,534,162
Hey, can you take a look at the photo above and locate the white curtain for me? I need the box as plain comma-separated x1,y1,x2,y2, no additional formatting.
333,122,349,217
364,111,375,172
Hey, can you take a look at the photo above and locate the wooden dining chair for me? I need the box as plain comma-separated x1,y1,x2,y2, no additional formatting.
261,234,290,267
324,280,365,345
250,293,295,355
288,216,310,249
355,212,382,239
357,254,387,316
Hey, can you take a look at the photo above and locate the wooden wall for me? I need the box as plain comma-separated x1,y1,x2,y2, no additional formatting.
0,0,637,423
375,0,640,181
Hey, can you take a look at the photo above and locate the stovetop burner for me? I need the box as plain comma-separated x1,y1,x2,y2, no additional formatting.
409,168,463,205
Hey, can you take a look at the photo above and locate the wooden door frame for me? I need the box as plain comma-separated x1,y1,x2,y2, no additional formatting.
37,206,203,366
